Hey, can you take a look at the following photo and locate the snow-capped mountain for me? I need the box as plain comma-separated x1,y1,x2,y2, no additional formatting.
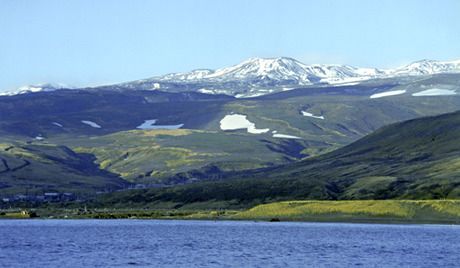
3,57,460,98
117,57,390,97
123,57,460,97
153,57,384,85
0,83,70,96
391,59,460,76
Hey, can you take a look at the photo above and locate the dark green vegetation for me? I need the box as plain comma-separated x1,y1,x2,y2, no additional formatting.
0,73,460,195
0,143,127,194
97,109,460,208
0,89,232,137
0,207,239,220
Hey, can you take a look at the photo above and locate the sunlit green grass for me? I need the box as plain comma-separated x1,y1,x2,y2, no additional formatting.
71,129,300,183
234,200,460,222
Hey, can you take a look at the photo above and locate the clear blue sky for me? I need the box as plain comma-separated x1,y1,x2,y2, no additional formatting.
1,0,459,91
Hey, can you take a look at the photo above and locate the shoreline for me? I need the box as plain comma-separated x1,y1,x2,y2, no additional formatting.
2,199,460,225
1,217,460,226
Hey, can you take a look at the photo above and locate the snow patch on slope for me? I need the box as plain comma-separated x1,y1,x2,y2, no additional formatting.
412,89,457,96
81,120,102,128
301,111,325,119
136,119,183,130
220,114,269,134
370,90,406,99
198,88,215,94
273,133,301,139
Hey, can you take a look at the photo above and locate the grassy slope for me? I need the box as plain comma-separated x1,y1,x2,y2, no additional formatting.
58,129,309,184
234,200,460,223
97,110,460,208
271,109,460,199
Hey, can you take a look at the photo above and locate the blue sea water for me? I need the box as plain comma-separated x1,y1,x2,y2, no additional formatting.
0,220,459,267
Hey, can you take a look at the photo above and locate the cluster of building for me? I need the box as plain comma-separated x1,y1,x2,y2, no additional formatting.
0,184,163,204
1,192,77,203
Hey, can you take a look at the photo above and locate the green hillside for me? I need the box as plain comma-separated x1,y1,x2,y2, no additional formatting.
48,74,460,185
58,129,314,184
1,74,460,195
233,200,460,223
97,110,460,208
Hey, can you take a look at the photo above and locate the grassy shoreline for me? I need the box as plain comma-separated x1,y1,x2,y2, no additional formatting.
2,200,460,224
233,200,460,224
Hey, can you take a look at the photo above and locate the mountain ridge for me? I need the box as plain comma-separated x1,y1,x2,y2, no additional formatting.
122,57,460,97
3,57,460,98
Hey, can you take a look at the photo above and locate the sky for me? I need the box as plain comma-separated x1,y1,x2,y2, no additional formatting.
1,0,460,91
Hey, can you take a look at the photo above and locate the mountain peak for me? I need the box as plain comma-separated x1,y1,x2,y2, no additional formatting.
153,56,375,86
4,57,460,98
205,56,312,81
0,83,71,97
393,59,460,76
242,56,301,64
141,57,460,97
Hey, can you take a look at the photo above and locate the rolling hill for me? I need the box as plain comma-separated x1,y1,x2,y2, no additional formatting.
97,110,460,208
0,73,459,195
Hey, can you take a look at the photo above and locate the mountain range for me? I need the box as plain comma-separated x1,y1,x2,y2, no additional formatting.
1,56,460,204
3,57,460,98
